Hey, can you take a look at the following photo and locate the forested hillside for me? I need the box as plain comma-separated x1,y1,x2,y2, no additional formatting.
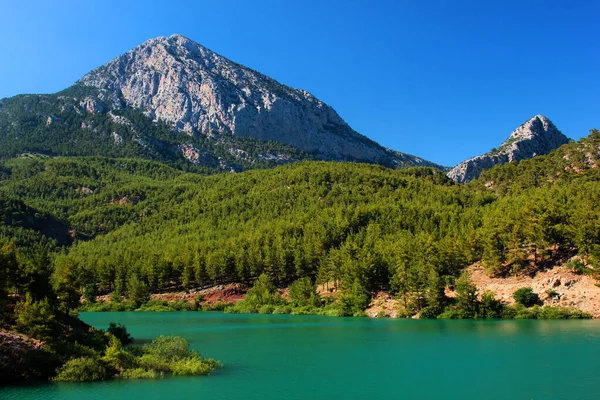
1,130,599,320
0,86,315,174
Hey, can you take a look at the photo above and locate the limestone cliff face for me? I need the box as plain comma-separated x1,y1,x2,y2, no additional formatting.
77,34,435,167
447,115,569,183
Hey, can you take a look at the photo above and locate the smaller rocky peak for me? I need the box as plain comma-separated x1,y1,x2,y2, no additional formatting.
447,115,569,183
504,115,556,143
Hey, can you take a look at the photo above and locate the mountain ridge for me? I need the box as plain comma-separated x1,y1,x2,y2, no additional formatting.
0,34,443,171
74,33,439,168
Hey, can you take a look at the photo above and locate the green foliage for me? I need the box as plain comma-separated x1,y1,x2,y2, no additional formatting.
1,127,599,329
0,90,314,173
454,272,479,318
479,290,503,318
52,334,220,382
83,284,97,303
513,287,540,307
126,274,149,306
288,277,320,307
51,256,80,315
13,297,60,341
502,304,591,319
119,368,160,379
137,335,220,376
78,300,138,312
227,274,283,313
107,322,133,345
53,357,113,382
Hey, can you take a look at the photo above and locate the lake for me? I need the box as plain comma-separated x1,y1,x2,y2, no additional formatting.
2,312,600,399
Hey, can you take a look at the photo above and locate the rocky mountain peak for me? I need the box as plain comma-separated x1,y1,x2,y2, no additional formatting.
447,115,569,183
75,35,440,167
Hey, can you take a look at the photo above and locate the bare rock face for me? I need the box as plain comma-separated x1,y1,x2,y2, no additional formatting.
77,34,436,167
447,115,569,183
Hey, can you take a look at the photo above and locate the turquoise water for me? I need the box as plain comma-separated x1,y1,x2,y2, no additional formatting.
2,312,600,400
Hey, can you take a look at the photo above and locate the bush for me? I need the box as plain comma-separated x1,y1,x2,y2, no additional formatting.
258,304,275,314
120,368,159,379
201,301,233,311
272,305,292,314
170,356,221,376
79,300,137,312
14,297,60,341
107,323,133,345
290,306,319,315
513,287,540,307
53,357,113,382
419,306,442,319
437,307,469,319
479,290,503,318
102,336,137,370
224,302,257,314
136,335,220,376
538,306,591,319
126,274,149,306
83,284,97,304
288,277,320,307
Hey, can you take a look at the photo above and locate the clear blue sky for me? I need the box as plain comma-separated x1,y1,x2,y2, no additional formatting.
1,0,598,166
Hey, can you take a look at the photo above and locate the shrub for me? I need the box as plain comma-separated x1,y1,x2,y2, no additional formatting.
501,304,520,319
514,304,540,319
194,294,205,308
136,335,220,376
258,304,275,314
107,323,133,345
318,307,345,317
538,306,591,319
83,284,97,304
126,274,149,306
419,306,442,319
143,336,191,360
479,290,503,318
14,297,60,341
272,305,292,314
138,354,171,372
102,336,137,370
79,300,137,312
136,301,173,312
53,357,113,382
201,301,233,311
290,306,319,315
288,277,320,307
119,368,159,379
437,307,468,319
567,259,588,275
513,287,540,307
170,356,221,376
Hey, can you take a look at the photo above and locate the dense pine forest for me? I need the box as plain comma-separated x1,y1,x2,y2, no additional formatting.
2,128,599,382
0,129,599,320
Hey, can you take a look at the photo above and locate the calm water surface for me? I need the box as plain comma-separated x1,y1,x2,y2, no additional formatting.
2,312,600,400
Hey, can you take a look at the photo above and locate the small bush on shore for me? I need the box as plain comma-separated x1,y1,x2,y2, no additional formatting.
54,357,113,382
513,287,540,307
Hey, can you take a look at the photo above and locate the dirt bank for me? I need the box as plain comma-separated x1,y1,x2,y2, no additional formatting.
468,263,600,318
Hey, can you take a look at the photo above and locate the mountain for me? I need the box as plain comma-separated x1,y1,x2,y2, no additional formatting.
447,115,569,183
0,34,440,171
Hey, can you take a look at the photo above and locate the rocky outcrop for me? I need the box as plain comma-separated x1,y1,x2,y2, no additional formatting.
447,115,569,183
77,34,438,168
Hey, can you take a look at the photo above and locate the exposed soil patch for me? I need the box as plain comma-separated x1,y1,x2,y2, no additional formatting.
364,292,399,318
468,262,600,317
151,283,249,305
